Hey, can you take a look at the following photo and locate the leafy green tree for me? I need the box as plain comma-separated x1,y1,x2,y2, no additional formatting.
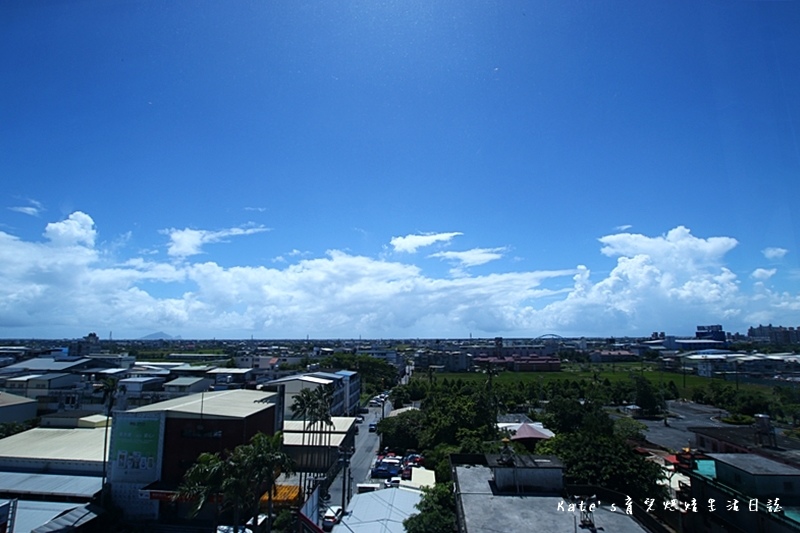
177,432,294,533
614,417,648,442
537,432,666,500
421,442,460,482
318,353,398,396
178,450,250,531
376,409,425,452
633,376,664,417
542,397,585,434
403,482,457,533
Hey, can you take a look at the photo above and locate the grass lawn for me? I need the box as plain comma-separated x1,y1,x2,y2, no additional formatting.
422,362,772,397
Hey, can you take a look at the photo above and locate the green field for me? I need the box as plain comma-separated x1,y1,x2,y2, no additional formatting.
423,362,772,397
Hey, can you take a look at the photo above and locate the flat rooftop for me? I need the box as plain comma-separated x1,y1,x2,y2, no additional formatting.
130,389,278,420
690,426,800,467
454,464,649,533
283,417,355,433
707,453,800,476
0,391,36,407
0,472,102,499
0,427,108,464
339,486,422,533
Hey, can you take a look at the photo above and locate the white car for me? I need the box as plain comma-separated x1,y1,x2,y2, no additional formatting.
384,477,401,488
322,505,343,531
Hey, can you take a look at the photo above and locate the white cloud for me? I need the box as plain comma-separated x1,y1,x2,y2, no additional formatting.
1,216,799,339
390,232,462,253
751,268,777,280
615,224,632,231
429,247,506,268
162,224,270,258
44,211,97,247
8,199,44,217
599,226,737,264
763,247,788,260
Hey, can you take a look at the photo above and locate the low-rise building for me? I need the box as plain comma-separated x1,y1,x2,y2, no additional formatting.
112,389,282,521
163,376,212,396
450,451,662,532
0,391,37,424
676,452,800,532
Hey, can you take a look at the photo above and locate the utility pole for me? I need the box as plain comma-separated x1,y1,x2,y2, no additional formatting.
339,446,353,511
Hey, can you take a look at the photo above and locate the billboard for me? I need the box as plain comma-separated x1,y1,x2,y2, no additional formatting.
109,412,165,483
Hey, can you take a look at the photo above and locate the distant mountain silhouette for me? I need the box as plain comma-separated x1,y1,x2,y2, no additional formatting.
140,331,180,340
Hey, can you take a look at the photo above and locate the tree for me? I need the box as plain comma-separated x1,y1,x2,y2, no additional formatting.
376,408,425,452
311,386,334,475
536,432,666,500
100,378,126,506
633,376,664,417
177,432,294,533
614,417,648,442
247,432,295,533
178,450,249,531
403,482,457,533
290,387,316,492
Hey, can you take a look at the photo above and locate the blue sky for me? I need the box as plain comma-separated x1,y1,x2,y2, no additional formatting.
2,1,799,340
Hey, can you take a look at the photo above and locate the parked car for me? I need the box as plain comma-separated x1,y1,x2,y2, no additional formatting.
322,506,343,531
355,415,364,423
384,477,401,488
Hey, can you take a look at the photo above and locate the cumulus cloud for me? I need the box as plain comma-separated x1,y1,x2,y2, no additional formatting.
1,215,799,339
763,247,788,260
44,211,97,247
162,224,269,258
390,232,462,253
751,268,777,280
599,226,737,266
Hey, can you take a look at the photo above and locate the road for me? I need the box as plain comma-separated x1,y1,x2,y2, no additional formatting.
326,401,392,512
638,400,728,452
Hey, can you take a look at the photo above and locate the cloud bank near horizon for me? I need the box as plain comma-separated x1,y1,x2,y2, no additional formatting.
0,212,797,339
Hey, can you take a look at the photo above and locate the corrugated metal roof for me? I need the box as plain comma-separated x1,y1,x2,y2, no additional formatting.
32,503,103,532
338,487,422,533
0,391,36,407
0,427,108,463
206,368,252,374
283,432,347,447
269,375,332,385
4,358,90,372
1,500,79,533
130,389,278,419
283,417,355,433
0,472,101,498
165,377,206,386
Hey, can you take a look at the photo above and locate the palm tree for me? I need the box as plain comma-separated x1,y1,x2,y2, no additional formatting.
311,386,334,476
100,378,124,505
248,432,295,533
290,387,316,492
177,450,255,531
177,432,293,533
